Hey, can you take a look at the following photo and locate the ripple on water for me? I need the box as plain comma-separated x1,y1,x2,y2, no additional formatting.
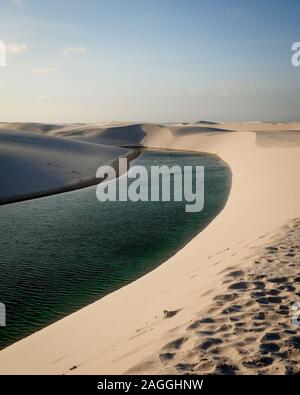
0,150,231,349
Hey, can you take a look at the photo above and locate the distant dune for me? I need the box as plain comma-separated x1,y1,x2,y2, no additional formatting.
0,121,299,374
194,120,219,125
0,121,234,147
0,122,68,133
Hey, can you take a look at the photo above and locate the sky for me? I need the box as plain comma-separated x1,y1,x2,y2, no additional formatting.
0,0,300,123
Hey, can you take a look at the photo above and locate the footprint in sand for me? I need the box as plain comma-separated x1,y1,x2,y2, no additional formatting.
268,276,288,284
175,362,196,372
226,270,245,278
162,337,187,351
243,356,274,369
186,317,215,331
229,282,252,291
261,332,281,341
198,337,223,351
214,363,238,375
260,342,280,354
222,305,241,314
159,352,175,363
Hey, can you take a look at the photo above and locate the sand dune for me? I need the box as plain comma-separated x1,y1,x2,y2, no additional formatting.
0,121,234,147
0,122,68,134
67,124,148,146
194,120,219,125
128,219,300,375
0,128,130,204
0,121,299,375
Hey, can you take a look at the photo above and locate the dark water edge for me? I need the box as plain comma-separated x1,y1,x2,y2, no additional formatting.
0,150,231,350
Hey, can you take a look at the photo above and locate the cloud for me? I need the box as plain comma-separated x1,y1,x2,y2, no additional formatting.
38,95,49,99
188,81,234,97
216,90,229,97
188,88,207,96
6,43,27,54
216,80,232,97
62,47,87,56
32,67,56,73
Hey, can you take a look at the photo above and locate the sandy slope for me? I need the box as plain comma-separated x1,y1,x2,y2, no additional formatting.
0,129,130,204
0,122,299,374
150,218,300,375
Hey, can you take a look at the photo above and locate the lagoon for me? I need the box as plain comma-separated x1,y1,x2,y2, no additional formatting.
0,150,231,349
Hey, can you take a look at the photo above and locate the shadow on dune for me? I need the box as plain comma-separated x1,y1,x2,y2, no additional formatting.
95,124,146,145
66,124,148,146
194,120,219,125
171,126,231,137
0,129,114,154
0,122,66,134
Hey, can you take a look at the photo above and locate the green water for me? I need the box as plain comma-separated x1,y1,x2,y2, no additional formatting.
0,150,231,350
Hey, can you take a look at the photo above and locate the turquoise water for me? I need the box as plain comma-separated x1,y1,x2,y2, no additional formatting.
0,150,231,349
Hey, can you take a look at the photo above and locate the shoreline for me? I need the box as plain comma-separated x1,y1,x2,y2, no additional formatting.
0,126,299,374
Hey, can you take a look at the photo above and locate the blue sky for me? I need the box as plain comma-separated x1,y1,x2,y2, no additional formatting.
0,0,300,122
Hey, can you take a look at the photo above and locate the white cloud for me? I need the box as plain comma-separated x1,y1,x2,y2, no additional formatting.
32,67,56,73
188,82,233,97
6,43,27,54
62,47,87,56
188,88,207,96
216,80,232,97
38,95,49,99
216,90,229,97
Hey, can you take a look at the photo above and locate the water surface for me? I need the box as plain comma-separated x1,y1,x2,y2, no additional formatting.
0,150,231,349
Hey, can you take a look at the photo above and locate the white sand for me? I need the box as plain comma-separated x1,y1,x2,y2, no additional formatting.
0,128,130,204
0,122,299,374
152,218,300,375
